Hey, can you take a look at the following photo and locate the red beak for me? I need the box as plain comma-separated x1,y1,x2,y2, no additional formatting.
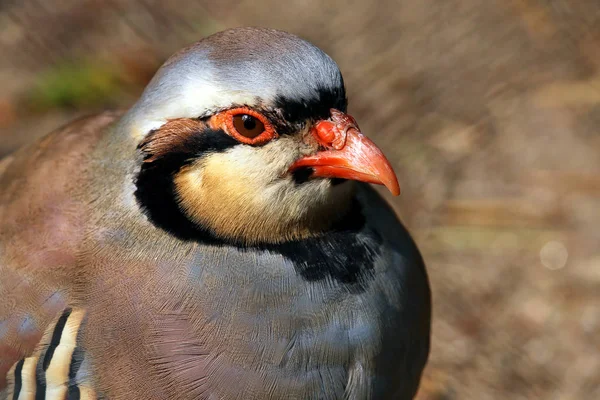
288,109,400,196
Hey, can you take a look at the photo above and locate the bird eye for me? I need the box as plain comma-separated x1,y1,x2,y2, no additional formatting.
211,107,277,145
232,114,265,139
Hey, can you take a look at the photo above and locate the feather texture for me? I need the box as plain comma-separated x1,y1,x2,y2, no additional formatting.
1,28,430,399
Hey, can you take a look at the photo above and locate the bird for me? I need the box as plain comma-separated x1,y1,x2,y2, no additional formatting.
0,27,431,399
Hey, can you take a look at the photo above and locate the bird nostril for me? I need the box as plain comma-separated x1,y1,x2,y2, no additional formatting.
313,117,355,151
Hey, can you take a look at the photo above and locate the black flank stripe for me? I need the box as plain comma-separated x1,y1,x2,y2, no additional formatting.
69,313,88,400
12,358,24,400
67,385,81,400
43,308,72,371
35,373,45,400
68,337,84,387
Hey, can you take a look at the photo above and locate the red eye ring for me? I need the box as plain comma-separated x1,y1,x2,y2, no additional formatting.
210,107,277,145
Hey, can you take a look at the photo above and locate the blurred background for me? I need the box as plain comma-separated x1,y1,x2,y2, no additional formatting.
0,0,599,398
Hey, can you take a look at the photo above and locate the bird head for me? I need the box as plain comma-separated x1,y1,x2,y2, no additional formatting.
129,28,399,245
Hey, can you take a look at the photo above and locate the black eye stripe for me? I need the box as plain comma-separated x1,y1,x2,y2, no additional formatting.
272,85,348,127
136,128,239,241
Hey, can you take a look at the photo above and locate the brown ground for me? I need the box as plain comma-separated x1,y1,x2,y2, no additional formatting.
1,1,599,398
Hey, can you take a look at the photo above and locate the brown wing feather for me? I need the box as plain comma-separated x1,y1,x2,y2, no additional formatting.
0,112,121,389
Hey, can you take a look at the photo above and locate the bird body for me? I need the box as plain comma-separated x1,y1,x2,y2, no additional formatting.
0,28,430,399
